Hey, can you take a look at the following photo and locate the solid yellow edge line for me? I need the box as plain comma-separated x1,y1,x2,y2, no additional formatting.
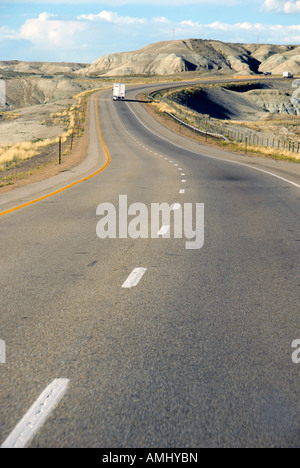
0,90,110,217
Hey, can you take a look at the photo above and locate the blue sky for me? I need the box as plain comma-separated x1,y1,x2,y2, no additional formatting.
0,1,300,63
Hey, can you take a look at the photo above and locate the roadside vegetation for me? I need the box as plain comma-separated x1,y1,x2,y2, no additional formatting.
0,87,101,172
149,80,300,163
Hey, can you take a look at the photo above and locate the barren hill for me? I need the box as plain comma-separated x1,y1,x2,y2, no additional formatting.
1,40,299,79
0,61,87,77
77,39,300,77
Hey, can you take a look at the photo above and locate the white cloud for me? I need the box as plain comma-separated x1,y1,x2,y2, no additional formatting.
283,1,300,12
180,20,198,28
175,18,300,44
263,0,300,13
152,17,170,24
0,0,243,4
206,21,231,31
18,12,87,48
78,11,146,24
1,9,300,63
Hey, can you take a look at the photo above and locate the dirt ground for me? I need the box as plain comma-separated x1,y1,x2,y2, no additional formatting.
0,99,89,194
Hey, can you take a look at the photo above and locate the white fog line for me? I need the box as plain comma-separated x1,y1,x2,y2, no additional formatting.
157,225,170,236
1,378,70,448
122,268,147,288
240,166,300,188
126,100,300,189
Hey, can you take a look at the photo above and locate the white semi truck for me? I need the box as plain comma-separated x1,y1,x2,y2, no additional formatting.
113,83,126,100
283,71,294,79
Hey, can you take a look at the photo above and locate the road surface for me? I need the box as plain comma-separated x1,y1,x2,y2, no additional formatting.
0,83,299,448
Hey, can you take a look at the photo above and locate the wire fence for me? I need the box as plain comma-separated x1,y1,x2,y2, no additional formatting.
0,99,87,185
149,90,300,155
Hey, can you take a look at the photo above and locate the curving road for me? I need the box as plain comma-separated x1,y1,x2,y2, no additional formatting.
0,83,299,448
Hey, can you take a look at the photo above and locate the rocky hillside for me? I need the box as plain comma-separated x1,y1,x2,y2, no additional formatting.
0,61,87,78
1,39,299,80
169,82,300,121
77,39,300,77
1,76,105,110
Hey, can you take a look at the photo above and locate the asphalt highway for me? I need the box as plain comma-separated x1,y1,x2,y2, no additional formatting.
0,83,299,448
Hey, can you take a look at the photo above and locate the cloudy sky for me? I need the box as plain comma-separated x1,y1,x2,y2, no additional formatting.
0,1,300,63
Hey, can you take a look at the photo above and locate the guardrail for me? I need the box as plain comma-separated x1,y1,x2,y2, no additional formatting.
165,111,229,141
147,89,228,141
146,84,300,155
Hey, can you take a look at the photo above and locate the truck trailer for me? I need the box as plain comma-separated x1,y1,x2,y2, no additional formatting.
113,83,126,101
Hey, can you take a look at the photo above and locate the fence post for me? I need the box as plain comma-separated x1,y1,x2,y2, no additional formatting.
59,137,62,165
77,113,81,137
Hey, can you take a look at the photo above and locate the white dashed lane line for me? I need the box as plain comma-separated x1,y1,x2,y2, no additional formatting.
111,98,189,200
122,268,147,288
1,378,70,448
157,225,170,236
1,98,191,449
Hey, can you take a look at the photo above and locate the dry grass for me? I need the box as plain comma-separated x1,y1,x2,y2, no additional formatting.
0,138,55,170
0,87,103,171
152,84,300,163
221,139,300,161
0,111,20,121
151,100,175,115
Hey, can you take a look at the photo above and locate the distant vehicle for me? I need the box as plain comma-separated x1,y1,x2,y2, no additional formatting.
264,71,272,76
113,83,126,101
283,71,294,79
